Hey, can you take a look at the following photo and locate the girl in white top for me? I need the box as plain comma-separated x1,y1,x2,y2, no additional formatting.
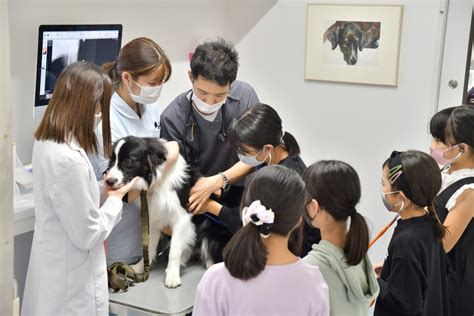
22,62,137,316
429,105,474,315
193,165,329,316
91,37,179,266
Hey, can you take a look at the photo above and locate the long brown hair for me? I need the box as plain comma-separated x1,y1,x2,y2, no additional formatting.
103,37,171,87
35,61,113,157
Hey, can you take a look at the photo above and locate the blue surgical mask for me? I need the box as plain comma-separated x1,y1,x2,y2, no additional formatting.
238,148,271,167
381,189,404,213
238,152,263,167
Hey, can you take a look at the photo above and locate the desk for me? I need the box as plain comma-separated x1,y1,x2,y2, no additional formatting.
109,262,206,316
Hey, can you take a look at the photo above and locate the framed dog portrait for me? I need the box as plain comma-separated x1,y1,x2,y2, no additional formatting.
305,4,403,86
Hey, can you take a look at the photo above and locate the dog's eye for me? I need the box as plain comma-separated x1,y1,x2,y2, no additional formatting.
124,158,133,164
108,154,116,167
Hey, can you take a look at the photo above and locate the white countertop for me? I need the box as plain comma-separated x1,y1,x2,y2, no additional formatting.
14,194,35,236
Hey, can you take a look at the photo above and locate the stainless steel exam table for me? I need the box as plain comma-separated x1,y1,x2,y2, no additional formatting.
109,263,206,316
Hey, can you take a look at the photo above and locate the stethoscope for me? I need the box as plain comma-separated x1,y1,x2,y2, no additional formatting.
182,92,228,165
182,92,229,226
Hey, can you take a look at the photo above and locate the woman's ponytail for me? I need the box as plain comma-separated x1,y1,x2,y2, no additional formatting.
344,211,369,266
230,104,301,157
223,219,268,280
282,131,300,156
426,204,447,240
304,161,368,266
102,61,120,86
224,166,305,280
388,151,447,241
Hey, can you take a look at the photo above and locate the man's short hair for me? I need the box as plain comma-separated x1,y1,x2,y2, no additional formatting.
190,38,239,86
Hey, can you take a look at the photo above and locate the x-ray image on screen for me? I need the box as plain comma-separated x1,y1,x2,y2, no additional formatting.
35,25,122,106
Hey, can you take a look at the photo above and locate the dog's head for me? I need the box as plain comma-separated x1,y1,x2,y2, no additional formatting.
105,136,168,190
327,22,363,65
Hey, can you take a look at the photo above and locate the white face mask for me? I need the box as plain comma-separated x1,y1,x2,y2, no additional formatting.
191,91,227,115
127,80,163,105
94,112,102,130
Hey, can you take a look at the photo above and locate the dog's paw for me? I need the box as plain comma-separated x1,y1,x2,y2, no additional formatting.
130,258,144,274
165,269,182,288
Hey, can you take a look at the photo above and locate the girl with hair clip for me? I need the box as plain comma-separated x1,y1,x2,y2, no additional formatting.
429,105,474,315
22,62,137,315
302,160,379,316
193,165,329,316
220,103,320,256
374,150,449,316
91,37,180,269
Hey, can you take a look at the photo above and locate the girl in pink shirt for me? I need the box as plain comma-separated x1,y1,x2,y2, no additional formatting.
193,165,329,316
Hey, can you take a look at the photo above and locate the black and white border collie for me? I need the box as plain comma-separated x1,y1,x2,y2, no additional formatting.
105,136,196,288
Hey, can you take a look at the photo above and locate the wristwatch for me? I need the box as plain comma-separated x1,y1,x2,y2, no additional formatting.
219,172,231,192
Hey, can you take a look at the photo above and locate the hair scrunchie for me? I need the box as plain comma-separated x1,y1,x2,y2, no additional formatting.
242,200,275,238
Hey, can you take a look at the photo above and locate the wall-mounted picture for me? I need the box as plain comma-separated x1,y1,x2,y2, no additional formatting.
305,5,403,86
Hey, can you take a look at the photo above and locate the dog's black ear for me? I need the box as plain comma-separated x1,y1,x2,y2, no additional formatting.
144,138,168,170
327,27,340,50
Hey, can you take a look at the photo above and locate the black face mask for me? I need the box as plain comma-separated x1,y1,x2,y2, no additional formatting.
303,200,317,229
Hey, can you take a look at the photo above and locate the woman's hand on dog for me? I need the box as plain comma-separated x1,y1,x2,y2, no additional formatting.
188,175,223,212
104,176,139,200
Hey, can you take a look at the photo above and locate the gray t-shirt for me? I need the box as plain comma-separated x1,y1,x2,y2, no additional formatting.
160,80,260,177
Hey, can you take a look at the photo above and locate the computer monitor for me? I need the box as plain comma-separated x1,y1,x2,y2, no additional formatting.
34,24,122,107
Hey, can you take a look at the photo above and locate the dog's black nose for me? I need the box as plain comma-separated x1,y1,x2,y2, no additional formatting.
105,178,118,187
350,58,357,65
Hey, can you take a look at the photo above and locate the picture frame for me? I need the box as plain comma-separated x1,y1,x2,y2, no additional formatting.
305,4,404,86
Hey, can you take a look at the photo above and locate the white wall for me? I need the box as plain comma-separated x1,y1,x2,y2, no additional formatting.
234,0,448,262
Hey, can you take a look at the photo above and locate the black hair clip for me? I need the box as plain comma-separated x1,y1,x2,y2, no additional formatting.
259,223,272,237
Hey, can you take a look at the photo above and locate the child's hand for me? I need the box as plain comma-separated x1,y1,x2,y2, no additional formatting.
373,263,383,278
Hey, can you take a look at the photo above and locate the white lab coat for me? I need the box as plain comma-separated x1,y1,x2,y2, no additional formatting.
22,138,123,316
